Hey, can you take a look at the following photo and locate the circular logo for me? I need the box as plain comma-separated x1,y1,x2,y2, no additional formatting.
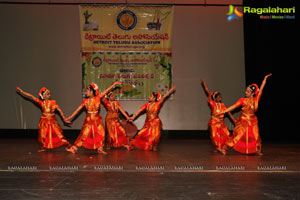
117,10,137,31
92,57,102,68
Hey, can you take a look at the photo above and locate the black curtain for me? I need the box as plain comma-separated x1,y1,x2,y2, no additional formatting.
243,0,297,141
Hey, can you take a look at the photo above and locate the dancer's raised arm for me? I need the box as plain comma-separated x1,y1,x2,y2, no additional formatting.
201,79,210,96
257,73,272,99
161,86,176,101
99,81,122,98
16,87,38,102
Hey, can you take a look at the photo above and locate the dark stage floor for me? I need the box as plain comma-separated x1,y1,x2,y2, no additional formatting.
0,138,299,199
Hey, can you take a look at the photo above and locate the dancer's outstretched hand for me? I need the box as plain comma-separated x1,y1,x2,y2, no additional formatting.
16,86,23,93
265,73,272,79
114,81,122,86
128,117,134,122
65,116,72,122
64,118,72,124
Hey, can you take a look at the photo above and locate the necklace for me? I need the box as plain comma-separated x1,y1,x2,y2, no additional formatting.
111,101,117,112
148,102,155,112
249,98,255,110
44,100,51,112
216,102,221,113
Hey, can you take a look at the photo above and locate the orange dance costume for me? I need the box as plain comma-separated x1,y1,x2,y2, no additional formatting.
131,100,163,151
227,95,261,154
208,74,272,155
67,81,123,154
36,99,70,149
16,87,70,150
74,95,106,150
207,93,230,151
102,98,130,148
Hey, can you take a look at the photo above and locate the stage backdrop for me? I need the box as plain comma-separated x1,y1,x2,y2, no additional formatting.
80,6,173,99
0,5,245,130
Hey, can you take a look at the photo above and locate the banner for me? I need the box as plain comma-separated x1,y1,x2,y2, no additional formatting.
79,6,173,52
81,52,172,100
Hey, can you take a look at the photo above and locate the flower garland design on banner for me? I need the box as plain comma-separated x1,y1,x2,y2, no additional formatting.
80,5,173,100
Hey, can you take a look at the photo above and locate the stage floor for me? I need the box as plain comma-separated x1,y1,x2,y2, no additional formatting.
0,138,300,199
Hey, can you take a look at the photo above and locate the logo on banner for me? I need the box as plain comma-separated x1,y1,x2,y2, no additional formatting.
82,10,99,31
227,5,243,22
147,10,171,31
117,10,137,30
92,57,102,68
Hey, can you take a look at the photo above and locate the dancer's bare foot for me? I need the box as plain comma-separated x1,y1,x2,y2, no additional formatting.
65,143,72,149
217,148,227,155
223,145,229,151
124,145,133,150
152,146,158,152
66,146,77,154
256,152,263,156
37,148,46,153
98,148,107,155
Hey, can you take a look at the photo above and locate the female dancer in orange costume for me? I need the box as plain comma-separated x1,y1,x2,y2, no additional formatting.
66,81,121,154
130,86,176,151
16,87,71,152
201,80,235,155
102,91,131,150
220,73,272,155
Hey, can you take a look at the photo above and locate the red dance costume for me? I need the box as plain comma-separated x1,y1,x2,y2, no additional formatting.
131,100,163,150
227,95,261,154
35,98,70,149
102,98,130,148
74,95,105,149
207,94,230,151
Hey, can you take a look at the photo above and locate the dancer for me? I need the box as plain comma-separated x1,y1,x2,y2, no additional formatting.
102,91,131,150
201,79,235,155
130,86,176,151
219,73,272,155
66,81,121,154
16,87,71,152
